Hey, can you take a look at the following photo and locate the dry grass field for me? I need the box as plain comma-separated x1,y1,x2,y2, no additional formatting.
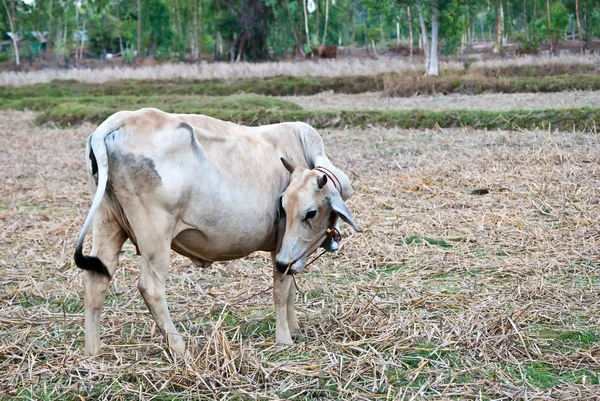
1,53,599,87
1,109,599,400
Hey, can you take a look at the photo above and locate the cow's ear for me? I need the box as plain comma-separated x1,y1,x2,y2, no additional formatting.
275,194,286,224
330,193,361,232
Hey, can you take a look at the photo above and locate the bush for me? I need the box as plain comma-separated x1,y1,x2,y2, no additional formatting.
514,33,541,53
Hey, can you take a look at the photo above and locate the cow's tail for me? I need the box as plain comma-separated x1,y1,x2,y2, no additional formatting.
74,113,126,279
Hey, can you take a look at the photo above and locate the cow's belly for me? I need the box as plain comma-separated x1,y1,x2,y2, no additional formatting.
171,228,276,264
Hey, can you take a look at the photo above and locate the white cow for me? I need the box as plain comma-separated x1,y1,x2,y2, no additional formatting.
75,108,359,356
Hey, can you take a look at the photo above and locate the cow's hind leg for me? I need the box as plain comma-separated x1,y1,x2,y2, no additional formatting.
84,204,127,356
131,212,185,355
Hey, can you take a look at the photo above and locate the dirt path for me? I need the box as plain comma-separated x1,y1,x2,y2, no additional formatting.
281,90,600,111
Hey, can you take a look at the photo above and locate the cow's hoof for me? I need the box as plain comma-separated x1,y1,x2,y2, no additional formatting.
276,335,294,345
166,335,186,356
84,343,101,356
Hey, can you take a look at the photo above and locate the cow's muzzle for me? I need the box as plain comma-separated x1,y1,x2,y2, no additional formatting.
275,259,303,274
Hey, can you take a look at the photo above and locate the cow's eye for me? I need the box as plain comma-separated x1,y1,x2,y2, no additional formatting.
304,210,317,220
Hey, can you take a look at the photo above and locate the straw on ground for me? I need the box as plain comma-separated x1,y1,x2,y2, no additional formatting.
1,110,598,399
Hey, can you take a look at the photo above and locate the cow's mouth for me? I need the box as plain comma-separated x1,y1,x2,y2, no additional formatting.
275,258,304,274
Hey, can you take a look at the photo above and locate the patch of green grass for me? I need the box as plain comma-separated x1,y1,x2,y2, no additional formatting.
383,73,600,97
519,363,600,388
3,91,600,132
13,293,83,313
404,235,453,249
473,249,509,258
207,309,275,340
0,94,302,113
557,330,599,346
304,286,325,300
0,75,384,99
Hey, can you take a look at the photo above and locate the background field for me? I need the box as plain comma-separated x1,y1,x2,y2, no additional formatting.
1,57,600,400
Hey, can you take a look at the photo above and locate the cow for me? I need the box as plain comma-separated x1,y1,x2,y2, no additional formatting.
74,108,360,356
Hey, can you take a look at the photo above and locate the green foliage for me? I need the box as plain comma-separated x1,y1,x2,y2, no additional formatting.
531,1,570,44
439,0,467,55
3,0,600,63
548,2,570,42
355,23,367,45
9,95,600,132
404,235,452,249
515,32,541,52
366,26,381,42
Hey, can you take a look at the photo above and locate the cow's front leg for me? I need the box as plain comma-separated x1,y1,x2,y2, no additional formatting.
286,278,300,335
272,252,294,345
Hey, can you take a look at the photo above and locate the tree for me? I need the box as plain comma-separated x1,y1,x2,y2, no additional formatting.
495,0,504,50
137,0,141,58
321,0,329,48
224,0,272,61
2,0,20,66
416,0,439,76
416,0,429,72
115,0,124,54
407,5,413,56
575,0,583,50
426,0,438,76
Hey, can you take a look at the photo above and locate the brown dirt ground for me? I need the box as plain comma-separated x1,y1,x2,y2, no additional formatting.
1,110,599,399
281,90,600,111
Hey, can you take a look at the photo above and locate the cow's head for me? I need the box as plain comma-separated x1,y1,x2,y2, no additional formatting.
275,157,360,274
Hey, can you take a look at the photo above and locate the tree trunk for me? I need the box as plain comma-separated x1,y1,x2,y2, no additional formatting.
115,0,124,54
231,0,272,61
80,18,86,60
351,0,355,54
315,0,319,42
284,0,303,57
75,4,79,60
575,0,584,51
546,0,552,53
466,0,471,50
495,0,503,49
479,14,485,41
426,0,439,76
2,0,19,66
137,0,141,59
321,0,329,49
416,0,429,72
396,21,400,46
523,0,528,40
198,0,202,59
407,6,413,56
192,0,199,60
379,14,384,45
303,0,310,47
174,0,182,43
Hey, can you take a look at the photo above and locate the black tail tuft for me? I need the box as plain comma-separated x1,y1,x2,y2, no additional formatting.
74,249,111,279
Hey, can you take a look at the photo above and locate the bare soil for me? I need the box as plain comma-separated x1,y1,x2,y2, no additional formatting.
1,110,599,399
281,90,600,111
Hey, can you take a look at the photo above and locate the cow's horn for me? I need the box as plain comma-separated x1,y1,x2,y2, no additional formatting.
317,174,327,189
280,157,295,174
